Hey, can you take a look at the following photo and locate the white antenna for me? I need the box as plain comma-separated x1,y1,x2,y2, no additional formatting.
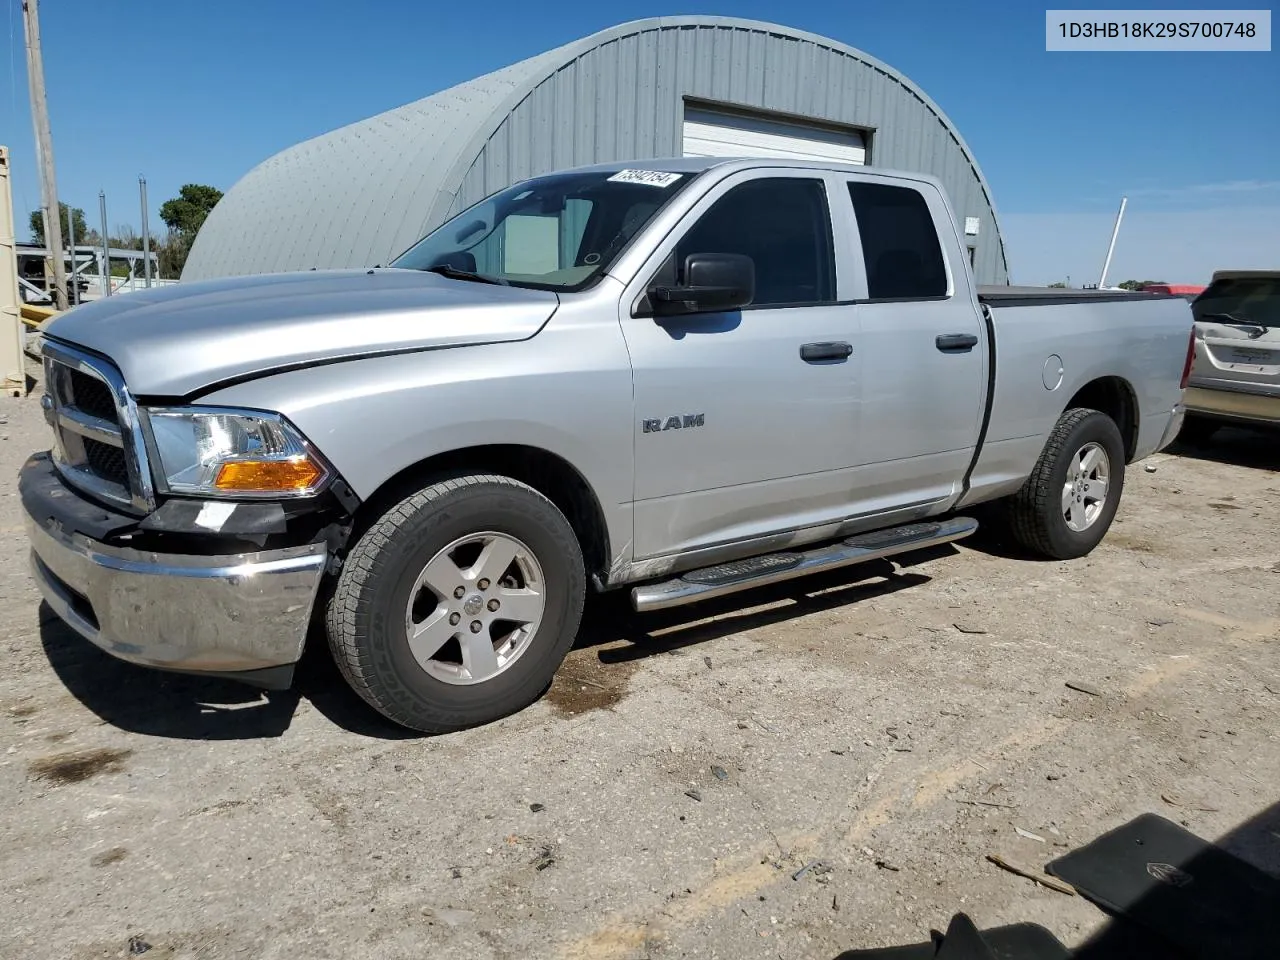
1097,196,1128,289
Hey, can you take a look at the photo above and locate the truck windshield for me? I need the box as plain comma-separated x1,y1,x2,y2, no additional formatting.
391,169,698,291
1192,276,1280,329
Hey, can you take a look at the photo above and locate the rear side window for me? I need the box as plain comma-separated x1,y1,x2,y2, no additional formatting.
676,178,835,307
848,182,948,300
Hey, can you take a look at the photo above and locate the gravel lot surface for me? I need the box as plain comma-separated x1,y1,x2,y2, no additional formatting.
1,387,1276,960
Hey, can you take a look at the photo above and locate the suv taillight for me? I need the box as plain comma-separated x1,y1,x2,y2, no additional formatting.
1180,327,1197,390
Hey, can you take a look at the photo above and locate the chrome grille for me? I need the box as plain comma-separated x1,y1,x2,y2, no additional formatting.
83,438,129,486
41,341,155,514
66,370,116,421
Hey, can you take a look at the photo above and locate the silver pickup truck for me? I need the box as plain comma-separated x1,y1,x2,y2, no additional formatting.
23,158,1192,732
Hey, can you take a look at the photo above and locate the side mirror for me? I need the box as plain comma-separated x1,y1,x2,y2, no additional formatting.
648,253,755,317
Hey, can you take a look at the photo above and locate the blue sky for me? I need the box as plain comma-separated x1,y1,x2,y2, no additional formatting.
4,0,1276,284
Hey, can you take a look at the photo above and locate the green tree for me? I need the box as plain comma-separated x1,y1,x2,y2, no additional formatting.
158,183,223,275
1048,281,1068,288
159,183,223,235
28,202,89,247
1118,279,1167,291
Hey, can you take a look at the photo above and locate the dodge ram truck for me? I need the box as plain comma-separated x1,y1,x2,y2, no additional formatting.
22,158,1194,733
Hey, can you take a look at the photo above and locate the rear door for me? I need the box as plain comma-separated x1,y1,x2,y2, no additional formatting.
620,171,862,560
836,176,987,514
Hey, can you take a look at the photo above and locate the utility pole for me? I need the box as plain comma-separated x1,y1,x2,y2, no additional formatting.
21,0,68,311
139,176,152,286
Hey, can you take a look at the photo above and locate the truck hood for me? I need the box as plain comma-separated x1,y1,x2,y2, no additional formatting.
41,268,560,397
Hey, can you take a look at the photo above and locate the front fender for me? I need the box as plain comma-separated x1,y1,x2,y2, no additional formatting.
196,318,636,568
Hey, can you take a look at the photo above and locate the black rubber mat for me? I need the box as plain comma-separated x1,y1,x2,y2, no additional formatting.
834,912,1070,959
1046,813,1280,960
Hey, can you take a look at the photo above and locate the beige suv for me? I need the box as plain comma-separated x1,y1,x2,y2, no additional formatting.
1181,271,1280,442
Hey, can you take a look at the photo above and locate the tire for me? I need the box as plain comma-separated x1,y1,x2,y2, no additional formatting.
326,474,585,733
1007,408,1126,560
1178,414,1219,446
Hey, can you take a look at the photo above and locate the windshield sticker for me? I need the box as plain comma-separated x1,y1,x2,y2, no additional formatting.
607,169,683,187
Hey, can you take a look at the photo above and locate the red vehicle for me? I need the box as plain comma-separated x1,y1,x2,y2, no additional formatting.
1141,283,1206,300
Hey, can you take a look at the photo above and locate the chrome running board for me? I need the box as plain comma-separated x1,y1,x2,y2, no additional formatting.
630,517,978,613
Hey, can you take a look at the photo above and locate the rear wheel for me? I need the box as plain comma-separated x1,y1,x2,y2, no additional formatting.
1008,408,1126,560
327,474,585,733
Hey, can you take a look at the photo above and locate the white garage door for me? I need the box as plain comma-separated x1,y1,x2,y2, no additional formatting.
682,107,866,165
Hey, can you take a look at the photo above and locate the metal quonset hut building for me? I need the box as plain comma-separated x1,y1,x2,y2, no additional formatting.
184,16,1009,285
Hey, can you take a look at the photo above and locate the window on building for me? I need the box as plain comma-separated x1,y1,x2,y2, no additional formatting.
675,177,835,307
848,181,948,300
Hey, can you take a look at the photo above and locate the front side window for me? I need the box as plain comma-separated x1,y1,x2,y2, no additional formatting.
673,177,836,307
392,169,697,291
848,181,948,300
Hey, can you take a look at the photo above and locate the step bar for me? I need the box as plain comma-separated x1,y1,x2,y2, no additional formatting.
630,517,978,613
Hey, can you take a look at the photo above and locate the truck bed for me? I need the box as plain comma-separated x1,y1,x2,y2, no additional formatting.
959,287,1192,509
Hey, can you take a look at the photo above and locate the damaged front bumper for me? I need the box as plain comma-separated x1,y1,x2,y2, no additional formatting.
22,453,328,689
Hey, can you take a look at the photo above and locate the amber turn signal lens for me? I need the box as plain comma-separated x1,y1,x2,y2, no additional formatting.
214,457,324,493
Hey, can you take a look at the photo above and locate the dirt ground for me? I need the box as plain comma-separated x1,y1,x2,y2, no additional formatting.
0,385,1276,960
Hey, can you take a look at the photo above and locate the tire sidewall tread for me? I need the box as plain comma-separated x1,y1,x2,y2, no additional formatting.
326,474,584,733
1008,408,1127,560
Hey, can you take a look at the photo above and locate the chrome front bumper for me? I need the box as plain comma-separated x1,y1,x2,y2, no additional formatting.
26,512,327,683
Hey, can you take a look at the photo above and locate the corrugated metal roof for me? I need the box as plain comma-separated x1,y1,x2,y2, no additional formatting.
186,17,1008,284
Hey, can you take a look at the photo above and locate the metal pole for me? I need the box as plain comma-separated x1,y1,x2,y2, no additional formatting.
66,199,78,306
139,176,152,286
99,191,111,296
30,117,50,297
1097,196,1128,290
21,0,68,310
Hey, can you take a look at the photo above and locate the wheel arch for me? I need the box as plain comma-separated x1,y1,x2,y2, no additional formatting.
1065,376,1140,462
351,444,612,585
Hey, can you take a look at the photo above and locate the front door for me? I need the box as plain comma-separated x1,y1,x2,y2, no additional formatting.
621,172,862,560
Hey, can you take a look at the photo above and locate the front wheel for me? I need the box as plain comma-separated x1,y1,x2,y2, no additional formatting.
1007,408,1126,560
326,474,585,733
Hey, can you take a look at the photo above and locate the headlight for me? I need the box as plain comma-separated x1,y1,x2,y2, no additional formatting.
143,407,332,498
